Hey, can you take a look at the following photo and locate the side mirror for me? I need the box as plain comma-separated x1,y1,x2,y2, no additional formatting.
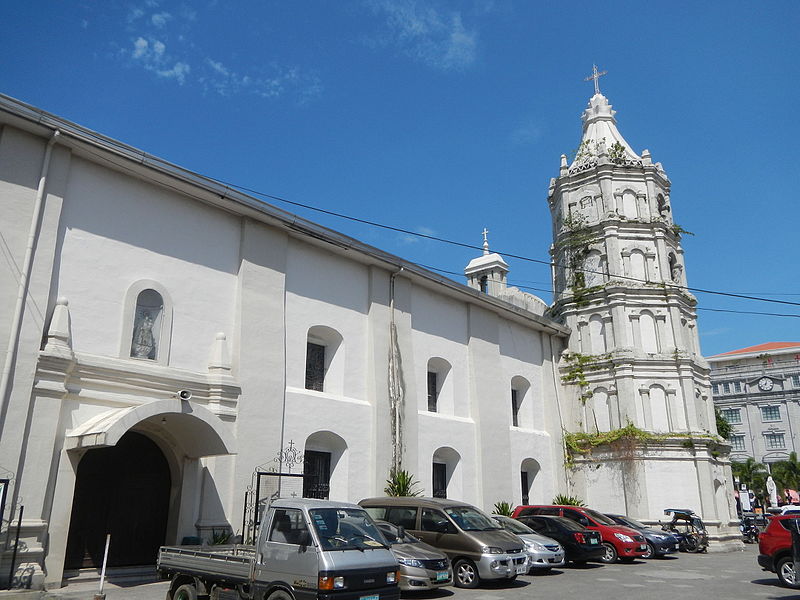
297,530,312,548
436,521,451,534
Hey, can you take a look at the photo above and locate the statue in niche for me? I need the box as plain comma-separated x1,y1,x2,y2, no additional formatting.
671,263,683,283
657,194,672,218
131,310,156,359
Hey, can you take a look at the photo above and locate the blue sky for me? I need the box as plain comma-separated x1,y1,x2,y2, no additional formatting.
2,1,798,356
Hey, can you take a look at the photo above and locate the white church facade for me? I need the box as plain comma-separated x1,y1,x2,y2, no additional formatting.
0,86,739,588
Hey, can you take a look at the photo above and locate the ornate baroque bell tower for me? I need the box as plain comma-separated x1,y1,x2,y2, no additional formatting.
548,69,740,548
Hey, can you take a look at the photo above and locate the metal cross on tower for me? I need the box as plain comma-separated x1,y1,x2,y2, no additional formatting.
584,64,607,95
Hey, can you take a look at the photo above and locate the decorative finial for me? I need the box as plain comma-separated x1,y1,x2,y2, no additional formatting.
482,228,490,255
584,64,607,95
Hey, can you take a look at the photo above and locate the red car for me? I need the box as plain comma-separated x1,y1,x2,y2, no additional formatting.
758,514,800,588
512,505,648,563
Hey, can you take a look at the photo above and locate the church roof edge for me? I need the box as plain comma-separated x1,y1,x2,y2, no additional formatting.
0,92,570,339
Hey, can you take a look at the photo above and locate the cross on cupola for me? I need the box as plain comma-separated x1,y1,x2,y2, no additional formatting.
584,64,607,95
482,228,490,255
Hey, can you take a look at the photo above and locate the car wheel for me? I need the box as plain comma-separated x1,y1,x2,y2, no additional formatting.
173,584,197,600
600,542,618,563
454,558,480,588
778,558,800,589
641,542,655,559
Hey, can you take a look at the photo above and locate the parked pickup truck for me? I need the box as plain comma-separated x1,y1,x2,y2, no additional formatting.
158,498,400,600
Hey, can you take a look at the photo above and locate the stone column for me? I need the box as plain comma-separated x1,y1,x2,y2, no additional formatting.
665,387,684,430
655,313,669,353
602,314,615,350
645,250,657,282
578,319,590,354
611,303,629,348
620,249,631,279
629,313,642,351
638,387,652,429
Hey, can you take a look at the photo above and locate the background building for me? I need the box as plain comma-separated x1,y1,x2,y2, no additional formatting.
709,342,800,465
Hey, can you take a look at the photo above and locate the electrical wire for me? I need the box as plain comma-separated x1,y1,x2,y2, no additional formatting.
217,179,800,309
69,136,799,311
418,264,800,320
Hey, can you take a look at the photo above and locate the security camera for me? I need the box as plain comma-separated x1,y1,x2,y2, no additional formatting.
178,390,192,400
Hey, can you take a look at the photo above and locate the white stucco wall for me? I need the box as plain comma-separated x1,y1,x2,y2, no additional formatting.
56,158,240,372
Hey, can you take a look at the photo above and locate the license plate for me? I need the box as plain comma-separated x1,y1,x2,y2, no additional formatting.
515,564,527,574
435,571,448,581
639,544,647,550
589,538,598,544
360,596,379,600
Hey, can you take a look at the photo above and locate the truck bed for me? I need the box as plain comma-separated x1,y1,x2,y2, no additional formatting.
158,545,256,583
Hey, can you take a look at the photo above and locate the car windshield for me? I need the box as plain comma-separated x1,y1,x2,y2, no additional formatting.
583,508,615,525
549,517,585,531
494,516,533,534
445,506,501,531
376,522,419,545
617,515,645,529
309,508,388,551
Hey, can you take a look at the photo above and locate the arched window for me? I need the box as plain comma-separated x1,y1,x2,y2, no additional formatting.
432,447,461,499
589,314,606,354
511,376,531,428
622,190,638,219
520,458,541,505
306,326,344,394
629,249,646,281
303,431,348,500
426,358,452,413
479,275,488,293
649,385,669,432
121,280,173,365
639,311,659,354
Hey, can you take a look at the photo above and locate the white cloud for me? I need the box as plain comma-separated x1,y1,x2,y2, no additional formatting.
151,12,172,28
157,62,190,84
132,37,149,59
366,0,478,70
206,59,229,76
510,119,543,145
128,7,145,22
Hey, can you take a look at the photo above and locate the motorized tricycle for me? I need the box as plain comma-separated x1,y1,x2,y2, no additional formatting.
661,508,708,553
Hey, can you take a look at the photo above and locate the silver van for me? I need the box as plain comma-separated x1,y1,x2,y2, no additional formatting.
359,497,526,588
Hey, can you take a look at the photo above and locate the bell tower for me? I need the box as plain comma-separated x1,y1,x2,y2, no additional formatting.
548,68,740,548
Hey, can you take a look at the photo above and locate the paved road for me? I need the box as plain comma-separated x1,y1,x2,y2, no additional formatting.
34,544,796,600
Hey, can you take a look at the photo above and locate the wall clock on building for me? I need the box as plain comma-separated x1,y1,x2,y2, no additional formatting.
758,377,774,392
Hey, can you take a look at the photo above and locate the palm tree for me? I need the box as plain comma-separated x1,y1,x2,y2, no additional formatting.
732,457,768,504
770,452,800,498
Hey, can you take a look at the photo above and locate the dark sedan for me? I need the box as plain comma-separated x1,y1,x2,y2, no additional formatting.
516,515,605,564
605,514,680,558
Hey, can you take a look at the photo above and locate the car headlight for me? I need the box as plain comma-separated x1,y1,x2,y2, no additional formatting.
397,558,424,568
481,546,504,554
614,533,633,543
318,575,346,590
386,571,398,584
650,534,666,540
526,542,546,551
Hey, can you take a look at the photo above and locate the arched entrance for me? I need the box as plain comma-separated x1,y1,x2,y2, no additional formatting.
64,431,170,569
